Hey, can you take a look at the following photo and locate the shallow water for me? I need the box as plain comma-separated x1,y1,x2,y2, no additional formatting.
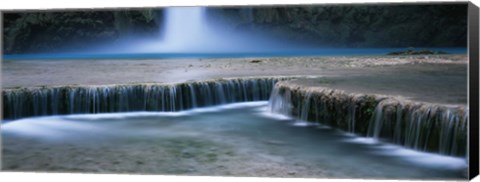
1,102,467,179
2,48,467,60
294,63,468,105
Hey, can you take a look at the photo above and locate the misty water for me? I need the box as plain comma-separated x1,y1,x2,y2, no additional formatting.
1,6,467,60
2,102,466,179
2,47,468,60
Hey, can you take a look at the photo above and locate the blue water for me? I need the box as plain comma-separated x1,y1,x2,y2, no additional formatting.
2,102,467,178
2,48,467,61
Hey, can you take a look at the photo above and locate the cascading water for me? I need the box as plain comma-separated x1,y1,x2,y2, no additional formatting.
125,6,296,55
268,86,292,116
2,77,292,120
159,7,209,51
134,7,232,53
268,81,468,157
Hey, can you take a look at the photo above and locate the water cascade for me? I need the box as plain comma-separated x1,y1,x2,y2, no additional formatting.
2,77,292,120
269,81,468,157
133,7,229,53
3,76,468,158
156,7,209,51
123,6,297,55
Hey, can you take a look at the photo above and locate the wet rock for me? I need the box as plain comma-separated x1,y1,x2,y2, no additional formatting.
269,80,468,157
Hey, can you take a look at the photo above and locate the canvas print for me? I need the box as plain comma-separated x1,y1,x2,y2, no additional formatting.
1,3,470,180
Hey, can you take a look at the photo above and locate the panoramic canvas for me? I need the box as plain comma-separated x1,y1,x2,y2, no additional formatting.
1,3,470,180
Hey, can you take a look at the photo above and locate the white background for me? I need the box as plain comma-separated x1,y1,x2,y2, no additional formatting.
0,0,478,10
0,0,479,182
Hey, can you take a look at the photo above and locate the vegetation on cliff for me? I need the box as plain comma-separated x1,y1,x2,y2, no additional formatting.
3,9,161,54
209,4,467,48
386,49,449,55
2,4,467,54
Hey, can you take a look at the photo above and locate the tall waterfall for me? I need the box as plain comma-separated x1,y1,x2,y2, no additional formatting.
159,7,209,51
132,6,290,54
269,81,468,157
3,77,291,120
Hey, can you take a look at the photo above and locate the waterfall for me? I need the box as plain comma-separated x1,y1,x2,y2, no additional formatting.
299,91,313,121
268,86,292,116
269,81,468,157
3,77,292,120
159,7,209,51
3,77,468,158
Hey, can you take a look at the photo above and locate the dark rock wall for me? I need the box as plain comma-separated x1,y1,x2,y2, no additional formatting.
2,9,162,54
3,4,467,54
208,4,468,48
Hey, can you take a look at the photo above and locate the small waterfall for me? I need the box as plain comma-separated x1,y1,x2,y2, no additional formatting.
366,99,468,156
299,91,313,121
269,81,468,157
187,84,198,108
347,96,358,133
367,100,389,139
268,86,292,116
3,77,292,120
4,77,468,158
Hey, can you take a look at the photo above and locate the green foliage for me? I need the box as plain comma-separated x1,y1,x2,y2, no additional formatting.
3,9,161,54
386,49,448,55
3,4,467,54
360,96,377,118
210,4,467,48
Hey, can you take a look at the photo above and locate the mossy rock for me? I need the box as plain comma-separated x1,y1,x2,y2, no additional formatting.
386,49,449,56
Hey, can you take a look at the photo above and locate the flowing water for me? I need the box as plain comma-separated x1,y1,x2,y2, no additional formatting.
1,102,466,179
2,77,284,120
268,82,468,157
150,7,210,52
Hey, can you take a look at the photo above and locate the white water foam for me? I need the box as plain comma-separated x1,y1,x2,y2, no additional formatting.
343,136,379,145
292,120,319,127
2,101,270,133
254,103,294,120
2,102,270,140
342,135,467,170
371,144,467,170
2,117,104,139
257,111,293,121
261,112,468,170
59,101,270,120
